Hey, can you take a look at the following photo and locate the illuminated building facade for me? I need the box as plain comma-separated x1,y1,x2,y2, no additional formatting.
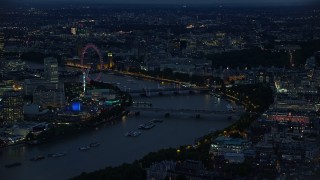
108,52,114,69
71,27,77,35
0,90,24,124
0,32,4,59
266,112,310,124
85,89,116,100
44,57,59,83
209,136,251,156
33,85,65,108
263,109,311,126
0,83,13,96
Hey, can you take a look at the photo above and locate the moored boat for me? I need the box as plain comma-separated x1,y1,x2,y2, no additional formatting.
5,162,22,168
48,152,67,158
30,155,45,161
90,142,100,147
138,122,155,129
79,146,90,151
125,130,141,137
125,130,134,137
131,130,141,137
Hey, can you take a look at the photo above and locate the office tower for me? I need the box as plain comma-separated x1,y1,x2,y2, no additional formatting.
44,57,59,83
0,90,24,124
0,32,4,59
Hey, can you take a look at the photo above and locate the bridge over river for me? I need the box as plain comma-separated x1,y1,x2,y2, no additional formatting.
129,87,213,93
128,87,215,97
129,106,242,115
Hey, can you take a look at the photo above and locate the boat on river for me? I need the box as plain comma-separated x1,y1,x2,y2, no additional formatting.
48,152,67,158
138,122,155,130
130,131,141,137
5,162,22,168
125,130,141,137
90,142,100,147
79,146,90,151
30,155,45,161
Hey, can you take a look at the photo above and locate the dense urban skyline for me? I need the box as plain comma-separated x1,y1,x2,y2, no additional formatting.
1,2,320,179
4,0,320,5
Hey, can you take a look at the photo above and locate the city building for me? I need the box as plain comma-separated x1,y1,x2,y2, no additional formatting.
0,32,4,59
146,161,176,180
0,90,24,124
224,152,245,164
23,79,60,96
167,160,216,179
273,99,317,112
85,89,116,100
147,160,218,180
209,136,252,156
33,85,65,108
23,103,49,121
24,57,65,108
0,82,13,96
264,111,310,125
71,27,77,35
44,57,59,83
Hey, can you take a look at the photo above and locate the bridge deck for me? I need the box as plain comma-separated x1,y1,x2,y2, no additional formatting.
129,107,239,114
130,87,213,93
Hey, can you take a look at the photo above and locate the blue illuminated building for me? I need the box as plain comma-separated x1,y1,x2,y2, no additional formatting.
72,102,81,111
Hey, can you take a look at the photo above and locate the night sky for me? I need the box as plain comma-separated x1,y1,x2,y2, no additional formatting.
6,0,320,5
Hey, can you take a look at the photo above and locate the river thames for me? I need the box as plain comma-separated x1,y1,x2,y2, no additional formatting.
0,71,240,180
